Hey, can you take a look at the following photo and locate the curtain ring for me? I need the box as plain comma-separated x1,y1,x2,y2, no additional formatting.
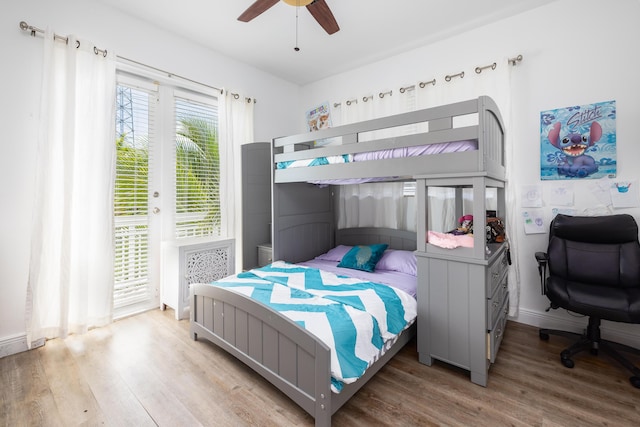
475,62,497,74
445,71,464,82
419,79,436,88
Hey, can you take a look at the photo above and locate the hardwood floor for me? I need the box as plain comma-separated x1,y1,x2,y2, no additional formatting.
2,309,639,427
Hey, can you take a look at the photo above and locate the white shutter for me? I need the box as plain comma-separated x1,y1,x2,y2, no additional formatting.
173,91,220,239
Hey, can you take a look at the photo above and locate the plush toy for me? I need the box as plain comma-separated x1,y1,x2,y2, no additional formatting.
450,214,473,235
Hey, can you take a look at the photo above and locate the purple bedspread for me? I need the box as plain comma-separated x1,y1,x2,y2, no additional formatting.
352,140,478,162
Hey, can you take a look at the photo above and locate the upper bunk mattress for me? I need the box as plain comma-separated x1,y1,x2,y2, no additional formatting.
276,139,478,170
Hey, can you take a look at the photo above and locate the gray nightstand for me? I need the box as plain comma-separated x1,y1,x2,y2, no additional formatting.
257,243,272,267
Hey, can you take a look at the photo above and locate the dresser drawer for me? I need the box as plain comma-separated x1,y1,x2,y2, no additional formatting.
487,296,509,363
487,274,508,327
486,246,509,296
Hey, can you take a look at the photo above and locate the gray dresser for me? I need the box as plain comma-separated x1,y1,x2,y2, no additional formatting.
415,174,508,387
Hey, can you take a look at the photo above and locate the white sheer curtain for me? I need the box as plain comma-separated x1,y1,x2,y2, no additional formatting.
26,30,116,347
219,90,255,272
335,91,409,231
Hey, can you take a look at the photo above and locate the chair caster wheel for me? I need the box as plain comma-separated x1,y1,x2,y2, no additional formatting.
631,376,640,389
539,331,549,341
560,352,574,369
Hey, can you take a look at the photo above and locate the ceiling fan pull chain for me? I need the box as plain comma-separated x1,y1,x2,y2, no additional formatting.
294,5,300,51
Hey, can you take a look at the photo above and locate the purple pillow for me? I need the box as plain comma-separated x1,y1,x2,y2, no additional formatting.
375,249,417,276
314,245,353,262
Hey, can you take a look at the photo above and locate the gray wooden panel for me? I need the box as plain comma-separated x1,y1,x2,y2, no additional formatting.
446,262,472,368
427,258,450,361
235,308,249,354
272,181,334,263
297,346,315,396
263,324,278,373
223,303,236,346
279,335,297,386
212,300,223,337
248,315,263,363
195,293,204,324
336,227,416,251
242,143,271,270
278,222,332,264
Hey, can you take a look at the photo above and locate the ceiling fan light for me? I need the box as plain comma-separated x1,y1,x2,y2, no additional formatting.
283,0,314,6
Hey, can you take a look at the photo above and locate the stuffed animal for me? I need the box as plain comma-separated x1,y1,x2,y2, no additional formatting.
449,214,473,235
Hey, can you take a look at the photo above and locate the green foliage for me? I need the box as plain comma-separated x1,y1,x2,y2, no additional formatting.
175,116,220,234
115,115,220,236
115,133,148,216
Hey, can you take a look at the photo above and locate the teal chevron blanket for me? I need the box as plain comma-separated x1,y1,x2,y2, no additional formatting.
211,261,417,392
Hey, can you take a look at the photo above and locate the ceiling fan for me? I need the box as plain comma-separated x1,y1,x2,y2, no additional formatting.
238,0,340,35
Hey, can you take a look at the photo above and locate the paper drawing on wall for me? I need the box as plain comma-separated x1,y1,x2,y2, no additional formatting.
540,100,616,180
307,102,331,132
307,102,334,146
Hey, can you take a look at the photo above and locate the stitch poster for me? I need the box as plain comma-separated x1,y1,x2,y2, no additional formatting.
540,100,616,180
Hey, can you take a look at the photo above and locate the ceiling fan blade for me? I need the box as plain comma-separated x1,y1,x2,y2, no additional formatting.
238,0,280,22
306,0,340,35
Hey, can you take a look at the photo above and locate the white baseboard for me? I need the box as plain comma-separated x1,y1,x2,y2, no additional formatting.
514,308,640,349
0,334,44,358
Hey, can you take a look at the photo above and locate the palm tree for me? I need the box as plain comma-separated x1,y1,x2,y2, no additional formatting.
175,116,220,236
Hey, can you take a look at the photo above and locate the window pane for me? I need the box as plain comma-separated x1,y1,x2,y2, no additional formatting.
175,96,220,239
114,84,154,309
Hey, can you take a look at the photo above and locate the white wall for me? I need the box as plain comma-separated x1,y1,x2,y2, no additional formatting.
301,0,640,344
0,0,300,353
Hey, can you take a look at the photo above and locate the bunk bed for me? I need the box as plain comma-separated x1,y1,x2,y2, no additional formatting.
190,96,506,425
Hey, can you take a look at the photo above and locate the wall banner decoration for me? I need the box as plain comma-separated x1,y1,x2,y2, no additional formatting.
540,100,616,180
306,102,334,146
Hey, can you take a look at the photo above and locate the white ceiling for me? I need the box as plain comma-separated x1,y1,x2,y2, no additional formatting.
97,0,555,85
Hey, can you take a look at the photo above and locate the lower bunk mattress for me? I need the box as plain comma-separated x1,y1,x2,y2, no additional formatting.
198,260,417,393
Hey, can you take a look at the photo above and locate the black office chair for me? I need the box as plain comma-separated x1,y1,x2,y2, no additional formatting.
535,214,640,388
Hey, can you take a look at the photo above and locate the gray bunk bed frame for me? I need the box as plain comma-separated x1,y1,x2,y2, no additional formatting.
190,96,505,426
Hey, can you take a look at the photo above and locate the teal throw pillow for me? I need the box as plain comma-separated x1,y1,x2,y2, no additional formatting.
337,244,388,272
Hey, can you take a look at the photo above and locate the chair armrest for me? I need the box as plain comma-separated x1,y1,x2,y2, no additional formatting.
535,251,548,266
534,252,548,295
